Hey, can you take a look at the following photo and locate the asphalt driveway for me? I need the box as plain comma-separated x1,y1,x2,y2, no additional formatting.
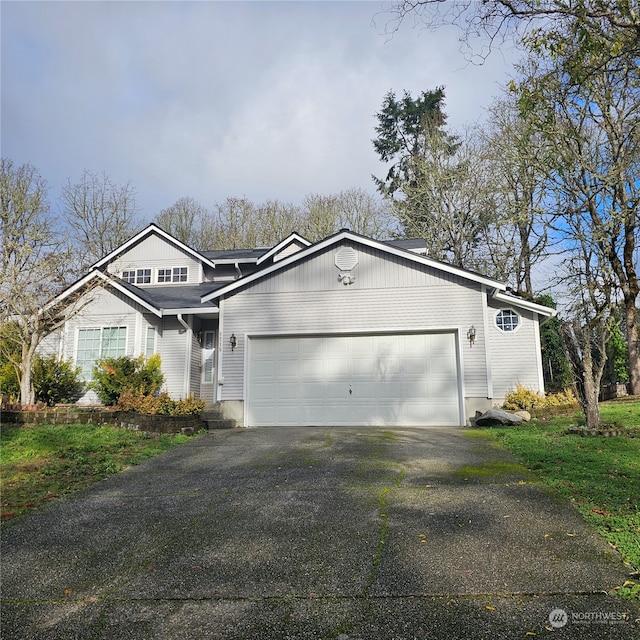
1,426,638,639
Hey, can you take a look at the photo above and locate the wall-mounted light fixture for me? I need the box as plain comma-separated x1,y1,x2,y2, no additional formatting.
229,333,237,351
196,331,203,346
467,325,477,347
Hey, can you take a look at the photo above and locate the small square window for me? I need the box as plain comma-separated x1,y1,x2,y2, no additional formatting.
496,309,520,332
173,267,188,282
136,269,151,284
158,268,172,283
122,270,136,284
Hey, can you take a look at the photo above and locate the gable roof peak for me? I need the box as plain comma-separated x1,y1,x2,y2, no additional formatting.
91,223,216,270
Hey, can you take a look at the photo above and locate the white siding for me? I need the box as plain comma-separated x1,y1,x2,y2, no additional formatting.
107,234,202,284
220,258,489,402
487,300,543,400
189,331,201,398
62,288,143,362
159,317,189,399
246,243,461,294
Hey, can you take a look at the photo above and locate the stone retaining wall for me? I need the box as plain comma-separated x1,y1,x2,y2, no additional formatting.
0,409,204,434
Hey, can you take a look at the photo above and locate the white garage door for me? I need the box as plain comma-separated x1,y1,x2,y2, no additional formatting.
247,333,461,426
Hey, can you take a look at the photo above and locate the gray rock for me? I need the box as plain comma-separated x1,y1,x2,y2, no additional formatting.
475,408,523,426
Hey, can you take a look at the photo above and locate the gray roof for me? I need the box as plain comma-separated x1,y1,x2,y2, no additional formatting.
383,238,427,251
117,281,222,310
200,248,270,261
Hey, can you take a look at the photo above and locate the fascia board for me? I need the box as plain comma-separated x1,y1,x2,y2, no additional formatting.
352,234,507,290
256,233,312,265
202,231,506,303
210,257,261,265
91,224,217,270
492,291,558,318
49,270,163,317
160,307,219,316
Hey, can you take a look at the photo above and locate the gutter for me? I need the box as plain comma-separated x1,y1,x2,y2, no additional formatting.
177,313,190,334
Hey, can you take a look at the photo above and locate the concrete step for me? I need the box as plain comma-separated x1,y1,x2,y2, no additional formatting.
204,418,236,430
201,405,236,430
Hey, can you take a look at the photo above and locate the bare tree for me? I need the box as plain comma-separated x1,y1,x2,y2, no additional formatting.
517,49,640,394
253,200,303,246
387,124,494,268
0,159,72,404
384,1,640,64
300,193,342,242
154,197,209,248
334,188,396,239
559,234,615,429
480,90,551,297
61,170,141,270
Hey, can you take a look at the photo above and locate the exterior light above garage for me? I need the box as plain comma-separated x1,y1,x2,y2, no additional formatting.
467,325,477,346
229,333,237,351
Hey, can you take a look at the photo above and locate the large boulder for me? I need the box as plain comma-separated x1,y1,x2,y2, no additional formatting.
474,408,523,427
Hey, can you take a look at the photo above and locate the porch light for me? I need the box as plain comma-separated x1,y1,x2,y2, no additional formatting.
467,325,477,346
229,333,237,351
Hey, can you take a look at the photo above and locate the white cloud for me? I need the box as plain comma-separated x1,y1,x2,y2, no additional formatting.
2,1,517,218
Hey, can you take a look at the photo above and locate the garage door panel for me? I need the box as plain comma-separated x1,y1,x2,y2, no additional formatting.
248,333,461,427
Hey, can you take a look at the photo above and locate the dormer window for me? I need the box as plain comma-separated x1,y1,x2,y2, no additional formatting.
158,267,188,283
122,269,151,284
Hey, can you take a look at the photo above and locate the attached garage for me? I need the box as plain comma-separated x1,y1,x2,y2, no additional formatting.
247,332,462,427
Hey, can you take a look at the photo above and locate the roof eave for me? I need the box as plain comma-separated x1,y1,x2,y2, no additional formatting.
491,290,558,318
202,230,507,303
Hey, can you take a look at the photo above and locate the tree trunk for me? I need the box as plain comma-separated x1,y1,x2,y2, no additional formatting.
562,319,605,430
19,361,34,406
19,336,37,406
625,302,640,395
581,369,602,430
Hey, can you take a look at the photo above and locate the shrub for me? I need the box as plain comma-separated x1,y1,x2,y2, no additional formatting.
32,355,82,406
503,384,577,412
117,390,206,416
172,394,207,416
92,354,164,406
0,361,19,403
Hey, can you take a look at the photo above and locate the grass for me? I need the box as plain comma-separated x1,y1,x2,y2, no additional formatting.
483,399,640,599
0,422,191,522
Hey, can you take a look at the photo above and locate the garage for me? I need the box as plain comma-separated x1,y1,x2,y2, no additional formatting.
247,332,462,426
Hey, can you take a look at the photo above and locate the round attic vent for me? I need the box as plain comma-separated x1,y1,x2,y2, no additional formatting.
335,246,358,271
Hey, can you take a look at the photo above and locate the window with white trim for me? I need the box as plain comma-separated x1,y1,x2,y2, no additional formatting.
145,326,156,358
496,309,520,332
122,269,151,284
158,267,188,283
76,326,127,381
203,331,215,383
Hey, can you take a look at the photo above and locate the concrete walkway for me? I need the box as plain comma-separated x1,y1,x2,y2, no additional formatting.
2,427,638,639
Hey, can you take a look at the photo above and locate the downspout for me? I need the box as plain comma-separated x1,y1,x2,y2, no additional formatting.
177,313,190,334
235,263,242,279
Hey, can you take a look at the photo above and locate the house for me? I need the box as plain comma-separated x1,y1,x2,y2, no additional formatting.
44,224,556,427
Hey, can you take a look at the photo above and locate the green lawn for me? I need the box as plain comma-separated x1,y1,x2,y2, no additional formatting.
483,399,640,599
1,423,190,522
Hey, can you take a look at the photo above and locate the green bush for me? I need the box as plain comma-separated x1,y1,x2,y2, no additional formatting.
92,354,164,406
0,361,20,402
117,390,206,416
32,355,82,406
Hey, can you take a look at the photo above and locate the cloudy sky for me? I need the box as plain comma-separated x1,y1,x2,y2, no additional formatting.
2,1,518,221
